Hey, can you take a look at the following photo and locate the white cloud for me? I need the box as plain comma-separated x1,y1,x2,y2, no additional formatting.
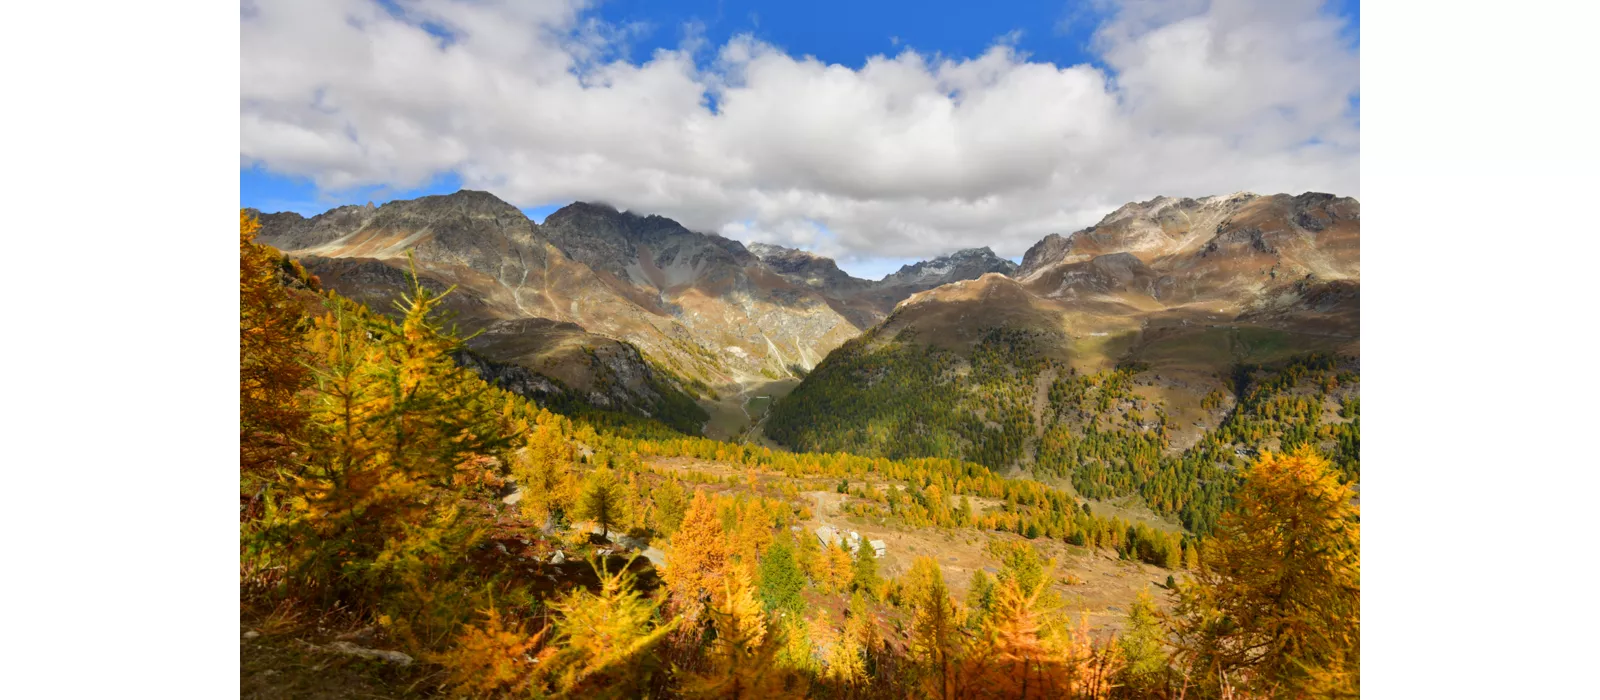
241,0,1358,260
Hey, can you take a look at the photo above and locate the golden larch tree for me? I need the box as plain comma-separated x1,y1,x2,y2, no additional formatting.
664,490,730,622
541,556,678,697
239,210,311,484
907,556,966,700
511,422,577,528
1170,446,1360,698
680,570,802,699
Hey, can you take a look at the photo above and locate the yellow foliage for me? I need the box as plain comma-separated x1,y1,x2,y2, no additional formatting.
1170,446,1360,698
239,210,311,484
824,542,854,594
680,570,802,699
907,556,966,699
432,606,547,696
543,556,679,696
512,422,577,527
815,616,867,686
968,569,1122,699
664,490,729,622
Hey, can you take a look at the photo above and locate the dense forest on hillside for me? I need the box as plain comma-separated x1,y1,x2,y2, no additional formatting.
766,328,1051,469
767,323,1360,535
463,348,712,437
242,211,1358,698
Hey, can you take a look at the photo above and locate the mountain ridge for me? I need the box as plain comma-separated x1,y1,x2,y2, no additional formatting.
765,190,1360,485
252,190,1030,428
249,188,1358,445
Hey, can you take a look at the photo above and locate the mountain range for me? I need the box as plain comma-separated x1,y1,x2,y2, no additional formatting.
249,191,1028,427
754,192,1359,539
249,189,1358,447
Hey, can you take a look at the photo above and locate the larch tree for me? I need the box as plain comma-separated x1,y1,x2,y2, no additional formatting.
434,604,549,696
966,547,1123,700
795,525,822,584
907,556,965,700
512,422,577,529
239,210,311,486
846,590,881,655
543,556,678,697
623,472,653,534
973,575,1057,698
818,616,867,687
824,542,855,594
731,498,774,564
1117,588,1169,695
680,570,801,699
270,258,510,605
664,490,729,622
1169,446,1360,698
652,478,688,535
574,467,627,539
966,569,997,630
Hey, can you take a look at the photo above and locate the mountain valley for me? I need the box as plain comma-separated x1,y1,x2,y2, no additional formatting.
252,190,1359,486
240,189,1362,697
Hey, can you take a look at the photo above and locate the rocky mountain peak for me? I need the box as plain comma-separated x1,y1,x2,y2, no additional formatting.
746,242,805,259
540,201,760,280
391,189,520,214
747,242,871,295
1017,233,1075,279
880,246,1018,288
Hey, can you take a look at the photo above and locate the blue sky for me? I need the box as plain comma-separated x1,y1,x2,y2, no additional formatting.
242,0,1359,279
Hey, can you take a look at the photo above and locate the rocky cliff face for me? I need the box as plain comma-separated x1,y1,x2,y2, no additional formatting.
456,318,709,433
537,201,864,381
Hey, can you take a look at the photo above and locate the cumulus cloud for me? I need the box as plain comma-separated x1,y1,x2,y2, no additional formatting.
241,0,1358,262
